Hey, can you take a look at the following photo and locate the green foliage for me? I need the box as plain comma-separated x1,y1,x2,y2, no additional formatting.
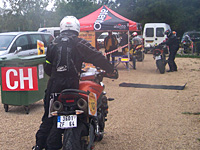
0,0,199,37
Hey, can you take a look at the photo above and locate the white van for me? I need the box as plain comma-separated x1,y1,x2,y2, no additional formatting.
38,27,60,37
143,23,171,53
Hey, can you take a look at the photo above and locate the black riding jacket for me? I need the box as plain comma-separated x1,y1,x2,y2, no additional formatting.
45,31,114,79
161,34,179,52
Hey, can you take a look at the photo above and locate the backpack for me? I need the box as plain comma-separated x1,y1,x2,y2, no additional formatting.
54,36,78,74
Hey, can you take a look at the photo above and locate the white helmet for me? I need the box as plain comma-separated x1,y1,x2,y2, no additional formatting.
60,16,80,34
132,32,137,37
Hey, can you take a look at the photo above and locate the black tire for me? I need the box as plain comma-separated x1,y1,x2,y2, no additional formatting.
144,49,148,54
183,46,191,54
132,56,136,69
62,121,89,150
156,59,165,74
137,51,145,62
24,106,29,114
4,104,9,112
95,96,107,142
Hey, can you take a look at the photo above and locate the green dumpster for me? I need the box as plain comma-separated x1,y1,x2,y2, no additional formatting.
0,55,49,114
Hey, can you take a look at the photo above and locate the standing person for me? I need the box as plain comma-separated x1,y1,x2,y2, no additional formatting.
32,16,114,150
160,29,179,72
104,31,118,66
120,32,128,54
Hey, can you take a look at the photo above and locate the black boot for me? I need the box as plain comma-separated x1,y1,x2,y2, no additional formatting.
32,145,42,150
166,70,174,72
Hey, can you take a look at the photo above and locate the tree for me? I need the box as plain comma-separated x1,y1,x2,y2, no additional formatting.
1,0,49,31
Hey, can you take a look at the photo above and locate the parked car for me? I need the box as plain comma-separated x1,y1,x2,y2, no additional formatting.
0,32,54,59
38,27,60,37
97,32,121,48
181,31,200,43
181,31,200,53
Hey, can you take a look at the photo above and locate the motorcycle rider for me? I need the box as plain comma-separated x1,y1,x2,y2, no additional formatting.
131,32,142,47
32,16,114,150
160,29,179,72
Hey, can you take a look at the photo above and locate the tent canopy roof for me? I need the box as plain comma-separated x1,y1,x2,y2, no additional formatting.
79,5,141,32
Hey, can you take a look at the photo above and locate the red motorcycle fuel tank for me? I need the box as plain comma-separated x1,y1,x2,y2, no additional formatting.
79,81,104,100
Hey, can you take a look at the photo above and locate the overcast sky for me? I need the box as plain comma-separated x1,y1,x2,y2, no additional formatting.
0,0,54,10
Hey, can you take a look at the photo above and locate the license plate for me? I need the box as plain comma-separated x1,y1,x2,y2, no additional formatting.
155,55,161,60
57,115,77,129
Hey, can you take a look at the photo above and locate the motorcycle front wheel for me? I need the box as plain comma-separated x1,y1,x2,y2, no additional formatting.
62,121,89,150
156,59,165,74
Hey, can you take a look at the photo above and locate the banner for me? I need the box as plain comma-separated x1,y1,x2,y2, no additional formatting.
1,67,38,91
79,31,96,47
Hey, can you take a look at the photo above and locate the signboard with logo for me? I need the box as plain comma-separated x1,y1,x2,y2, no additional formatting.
1,67,38,91
79,5,136,32
94,7,129,31
79,31,96,47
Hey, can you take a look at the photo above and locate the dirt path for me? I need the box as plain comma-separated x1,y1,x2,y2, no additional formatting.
0,54,200,150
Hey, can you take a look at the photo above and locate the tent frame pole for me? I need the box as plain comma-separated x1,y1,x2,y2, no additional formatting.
127,31,130,70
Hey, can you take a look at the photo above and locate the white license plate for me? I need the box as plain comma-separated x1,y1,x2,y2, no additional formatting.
57,115,77,129
155,55,161,60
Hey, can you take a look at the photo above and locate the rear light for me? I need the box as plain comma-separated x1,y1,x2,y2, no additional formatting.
66,100,75,103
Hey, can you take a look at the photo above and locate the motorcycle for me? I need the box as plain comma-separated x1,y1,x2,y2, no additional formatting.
49,67,118,150
152,44,168,74
182,40,193,54
132,44,145,62
125,44,145,69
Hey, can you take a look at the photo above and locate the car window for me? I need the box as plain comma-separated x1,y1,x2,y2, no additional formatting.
146,28,154,37
189,33,200,40
43,34,54,46
54,30,60,37
156,28,164,37
15,35,29,51
29,34,43,49
0,35,15,51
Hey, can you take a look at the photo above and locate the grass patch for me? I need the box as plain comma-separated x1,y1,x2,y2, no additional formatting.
176,54,200,58
182,112,200,115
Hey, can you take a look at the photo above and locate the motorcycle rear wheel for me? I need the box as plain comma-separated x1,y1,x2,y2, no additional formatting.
137,51,144,62
62,121,89,150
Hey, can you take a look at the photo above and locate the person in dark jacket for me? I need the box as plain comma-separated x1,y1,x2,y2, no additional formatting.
104,32,118,66
32,16,114,150
160,29,179,72
119,32,128,53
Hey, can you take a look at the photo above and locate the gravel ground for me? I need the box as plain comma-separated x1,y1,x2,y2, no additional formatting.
0,54,200,150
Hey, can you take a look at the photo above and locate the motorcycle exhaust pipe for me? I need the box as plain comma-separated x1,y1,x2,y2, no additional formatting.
51,101,63,112
77,98,88,113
